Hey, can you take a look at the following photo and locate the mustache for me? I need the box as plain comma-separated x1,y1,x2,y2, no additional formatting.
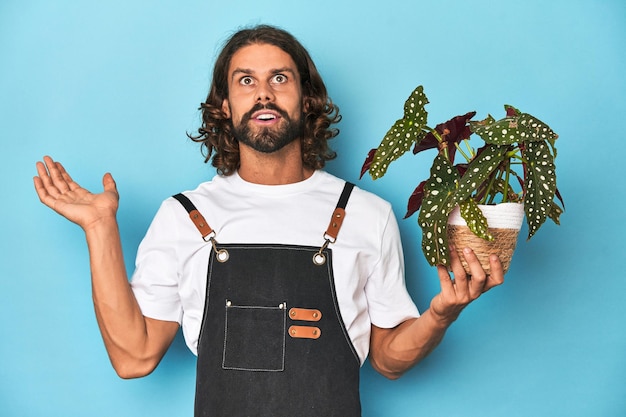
242,103,290,121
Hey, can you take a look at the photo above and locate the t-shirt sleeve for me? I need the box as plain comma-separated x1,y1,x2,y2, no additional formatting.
364,208,420,328
130,200,183,324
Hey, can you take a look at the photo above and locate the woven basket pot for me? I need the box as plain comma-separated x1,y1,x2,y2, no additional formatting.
447,203,524,275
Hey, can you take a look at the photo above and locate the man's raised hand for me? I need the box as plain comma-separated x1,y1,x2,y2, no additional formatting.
34,156,119,231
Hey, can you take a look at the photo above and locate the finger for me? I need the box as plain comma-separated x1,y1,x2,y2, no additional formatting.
35,159,62,199
33,175,53,206
446,245,463,279
35,159,52,183
433,266,456,318
483,254,505,291
43,156,71,194
34,174,67,214
436,264,455,294
448,246,471,298
459,247,488,299
56,161,80,192
102,172,118,195
38,157,62,190
433,265,466,323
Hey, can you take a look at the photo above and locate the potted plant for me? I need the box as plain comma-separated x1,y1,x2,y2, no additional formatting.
361,85,564,274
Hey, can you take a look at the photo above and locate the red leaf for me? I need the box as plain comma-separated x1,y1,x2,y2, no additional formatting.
412,132,439,154
505,105,520,118
413,112,476,164
404,181,426,218
360,148,377,178
555,187,565,210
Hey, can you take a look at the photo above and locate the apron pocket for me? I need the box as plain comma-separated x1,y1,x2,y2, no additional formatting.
222,301,286,371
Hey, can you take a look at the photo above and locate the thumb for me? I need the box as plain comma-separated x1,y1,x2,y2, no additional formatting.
102,172,118,194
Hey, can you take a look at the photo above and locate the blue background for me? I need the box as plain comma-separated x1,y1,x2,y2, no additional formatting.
1,1,625,416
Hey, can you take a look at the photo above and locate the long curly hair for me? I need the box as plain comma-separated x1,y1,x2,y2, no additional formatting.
188,25,341,175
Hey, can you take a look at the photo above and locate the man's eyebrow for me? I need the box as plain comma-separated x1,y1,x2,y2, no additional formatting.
231,68,252,76
230,68,252,82
270,67,297,76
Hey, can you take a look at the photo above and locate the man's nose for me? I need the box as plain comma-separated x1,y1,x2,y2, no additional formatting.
255,81,275,102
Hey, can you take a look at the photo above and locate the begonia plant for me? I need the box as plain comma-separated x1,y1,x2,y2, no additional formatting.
361,85,564,266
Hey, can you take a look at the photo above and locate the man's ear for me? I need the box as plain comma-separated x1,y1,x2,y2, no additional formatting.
222,99,231,118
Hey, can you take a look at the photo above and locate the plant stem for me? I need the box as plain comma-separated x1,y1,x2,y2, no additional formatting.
483,168,500,204
508,150,523,162
430,128,449,161
464,140,475,159
502,161,511,203
454,140,472,163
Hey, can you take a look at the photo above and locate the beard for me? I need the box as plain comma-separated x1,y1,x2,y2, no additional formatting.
231,103,304,153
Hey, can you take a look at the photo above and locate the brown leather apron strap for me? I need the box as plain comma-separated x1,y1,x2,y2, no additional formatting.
172,193,214,241
323,182,354,242
174,182,355,266
312,182,355,266
174,182,355,244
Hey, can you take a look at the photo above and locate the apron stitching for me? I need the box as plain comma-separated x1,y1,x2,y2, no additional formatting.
222,303,287,372
324,256,362,365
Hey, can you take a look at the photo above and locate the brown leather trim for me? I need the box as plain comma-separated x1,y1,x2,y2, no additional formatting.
288,325,321,339
324,207,346,240
289,308,322,322
189,209,213,239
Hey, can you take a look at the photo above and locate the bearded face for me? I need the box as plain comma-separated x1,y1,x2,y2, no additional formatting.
222,43,306,155
230,102,304,154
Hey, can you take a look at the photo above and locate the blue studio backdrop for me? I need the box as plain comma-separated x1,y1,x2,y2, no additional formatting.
1,1,625,416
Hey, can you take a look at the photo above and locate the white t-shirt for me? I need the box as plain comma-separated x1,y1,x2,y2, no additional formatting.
130,170,419,364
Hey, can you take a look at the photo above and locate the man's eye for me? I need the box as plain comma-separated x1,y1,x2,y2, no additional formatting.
239,76,254,85
271,74,287,84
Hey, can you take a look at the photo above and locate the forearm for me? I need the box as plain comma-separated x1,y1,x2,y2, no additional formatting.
370,251,505,379
34,159,177,377
84,218,166,378
370,309,452,379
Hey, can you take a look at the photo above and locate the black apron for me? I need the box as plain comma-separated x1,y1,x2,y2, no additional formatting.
173,182,361,416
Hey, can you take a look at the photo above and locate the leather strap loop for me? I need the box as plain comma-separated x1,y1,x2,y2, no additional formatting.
324,208,346,241
189,209,214,240
289,308,322,322
323,182,354,241
288,325,321,339
173,193,214,240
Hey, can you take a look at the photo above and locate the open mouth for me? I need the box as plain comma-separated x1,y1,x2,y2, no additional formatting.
255,113,277,121
250,109,282,125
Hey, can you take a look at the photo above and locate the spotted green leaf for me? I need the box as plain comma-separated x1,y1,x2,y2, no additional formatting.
470,116,520,145
548,200,564,225
524,141,557,239
368,86,429,179
418,154,459,266
453,145,510,205
471,107,558,147
459,199,493,241
517,113,559,145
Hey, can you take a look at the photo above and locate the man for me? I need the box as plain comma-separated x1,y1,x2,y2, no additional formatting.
34,25,503,416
